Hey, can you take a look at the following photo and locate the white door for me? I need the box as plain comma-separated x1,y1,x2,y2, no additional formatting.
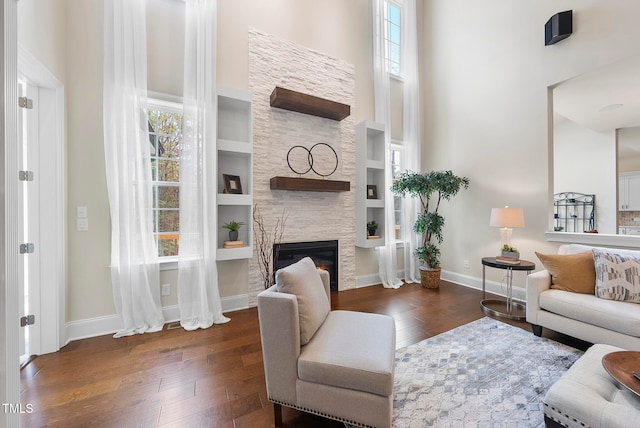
18,78,41,364
18,46,66,357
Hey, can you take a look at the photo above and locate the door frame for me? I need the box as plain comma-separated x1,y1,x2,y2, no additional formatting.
18,46,66,355
2,1,20,427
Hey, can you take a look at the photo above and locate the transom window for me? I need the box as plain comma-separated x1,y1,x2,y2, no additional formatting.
384,1,402,76
147,98,182,257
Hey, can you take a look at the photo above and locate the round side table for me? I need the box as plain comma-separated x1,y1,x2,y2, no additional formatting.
481,257,535,321
602,351,640,397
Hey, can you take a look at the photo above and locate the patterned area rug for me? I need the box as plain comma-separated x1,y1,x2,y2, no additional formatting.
393,317,583,427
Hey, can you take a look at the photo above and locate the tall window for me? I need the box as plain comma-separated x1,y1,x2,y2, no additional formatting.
147,98,183,257
384,0,402,76
391,142,404,241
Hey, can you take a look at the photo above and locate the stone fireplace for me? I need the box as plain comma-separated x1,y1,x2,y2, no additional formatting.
274,240,339,292
247,28,356,305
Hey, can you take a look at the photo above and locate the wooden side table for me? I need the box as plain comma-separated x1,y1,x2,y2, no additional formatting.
602,351,640,397
481,257,535,320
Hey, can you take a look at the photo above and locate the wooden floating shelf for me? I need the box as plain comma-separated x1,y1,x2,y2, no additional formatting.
269,87,351,121
270,176,350,192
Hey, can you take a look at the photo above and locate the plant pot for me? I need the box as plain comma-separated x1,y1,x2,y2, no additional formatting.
368,228,377,236
501,250,519,259
419,267,441,289
229,230,239,241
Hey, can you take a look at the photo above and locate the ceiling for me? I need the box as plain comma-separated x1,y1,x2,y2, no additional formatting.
553,55,640,133
553,55,640,159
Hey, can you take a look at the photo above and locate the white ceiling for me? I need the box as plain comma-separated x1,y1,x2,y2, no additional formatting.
553,55,640,158
553,55,640,133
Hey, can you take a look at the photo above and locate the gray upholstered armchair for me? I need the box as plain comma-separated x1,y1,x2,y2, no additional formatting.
257,257,396,428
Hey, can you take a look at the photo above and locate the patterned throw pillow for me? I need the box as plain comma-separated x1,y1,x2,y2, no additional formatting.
592,249,640,303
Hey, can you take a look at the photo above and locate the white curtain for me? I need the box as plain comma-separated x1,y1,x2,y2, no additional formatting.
373,0,403,289
401,0,422,284
103,0,165,337
178,0,230,330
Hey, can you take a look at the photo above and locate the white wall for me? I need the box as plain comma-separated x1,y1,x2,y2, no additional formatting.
554,119,616,234
20,0,387,327
618,127,640,173
18,0,67,83
26,0,640,331
421,0,640,287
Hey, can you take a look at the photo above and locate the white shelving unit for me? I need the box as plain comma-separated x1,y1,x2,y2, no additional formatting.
216,86,253,260
356,121,386,248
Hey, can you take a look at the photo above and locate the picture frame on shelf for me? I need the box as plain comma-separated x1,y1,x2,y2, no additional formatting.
223,174,243,194
367,185,378,199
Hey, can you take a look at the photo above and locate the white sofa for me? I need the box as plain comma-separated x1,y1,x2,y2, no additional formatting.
526,244,640,350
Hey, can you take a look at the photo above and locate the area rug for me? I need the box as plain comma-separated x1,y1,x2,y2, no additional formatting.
392,317,583,427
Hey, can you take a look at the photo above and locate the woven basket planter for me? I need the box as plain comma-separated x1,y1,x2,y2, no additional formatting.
420,267,441,289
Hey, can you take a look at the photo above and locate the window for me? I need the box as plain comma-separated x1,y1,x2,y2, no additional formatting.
391,142,404,241
384,1,402,76
147,98,183,257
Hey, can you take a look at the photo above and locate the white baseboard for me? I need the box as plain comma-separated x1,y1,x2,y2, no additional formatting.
441,269,526,302
355,270,406,289
355,273,381,288
63,271,523,345
221,293,250,313
64,293,250,345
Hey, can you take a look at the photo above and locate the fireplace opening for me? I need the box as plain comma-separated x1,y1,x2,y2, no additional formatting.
273,240,338,292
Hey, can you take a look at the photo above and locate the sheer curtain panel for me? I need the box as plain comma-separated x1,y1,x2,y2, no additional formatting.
103,0,164,338
178,0,230,330
373,0,403,289
401,0,422,284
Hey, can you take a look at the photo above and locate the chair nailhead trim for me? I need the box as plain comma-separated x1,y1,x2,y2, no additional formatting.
269,397,376,428
544,402,589,427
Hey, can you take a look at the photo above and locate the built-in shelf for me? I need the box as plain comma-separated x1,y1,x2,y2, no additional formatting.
366,199,384,209
217,246,253,261
216,86,253,261
217,193,252,206
270,176,350,192
356,121,386,248
269,87,351,121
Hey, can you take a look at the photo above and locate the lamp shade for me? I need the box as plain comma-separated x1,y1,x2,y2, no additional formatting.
490,207,525,228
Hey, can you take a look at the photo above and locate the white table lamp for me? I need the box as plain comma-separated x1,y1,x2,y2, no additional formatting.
490,206,525,248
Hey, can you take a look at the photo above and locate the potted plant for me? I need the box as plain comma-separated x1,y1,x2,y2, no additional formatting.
222,220,244,241
392,170,470,288
500,245,520,260
367,220,378,237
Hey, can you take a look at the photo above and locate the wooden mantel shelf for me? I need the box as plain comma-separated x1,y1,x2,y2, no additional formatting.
269,87,351,121
270,176,350,192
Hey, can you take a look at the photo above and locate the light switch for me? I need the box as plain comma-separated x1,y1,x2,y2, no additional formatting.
77,218,89,231
77,206,88,218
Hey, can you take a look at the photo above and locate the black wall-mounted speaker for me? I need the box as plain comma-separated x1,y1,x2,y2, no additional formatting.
545,10,573,46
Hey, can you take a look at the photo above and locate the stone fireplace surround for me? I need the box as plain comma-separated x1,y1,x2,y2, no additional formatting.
247,29,356,305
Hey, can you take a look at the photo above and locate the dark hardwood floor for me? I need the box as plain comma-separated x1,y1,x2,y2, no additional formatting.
19,281,589,428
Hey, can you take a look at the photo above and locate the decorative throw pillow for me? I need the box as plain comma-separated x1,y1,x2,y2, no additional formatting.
535,251,596,294
592,249,640,303
276,257,330,345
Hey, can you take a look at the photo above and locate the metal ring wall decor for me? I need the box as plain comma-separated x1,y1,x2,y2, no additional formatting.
286,145,313,175
286,143,339,178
